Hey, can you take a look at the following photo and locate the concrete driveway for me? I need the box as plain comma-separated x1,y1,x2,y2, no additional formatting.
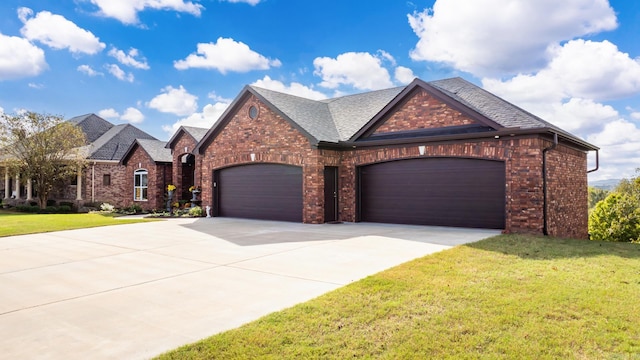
0,217,500,359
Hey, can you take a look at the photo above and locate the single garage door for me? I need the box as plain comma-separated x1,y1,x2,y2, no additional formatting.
359,158,505,229
214,163,303,222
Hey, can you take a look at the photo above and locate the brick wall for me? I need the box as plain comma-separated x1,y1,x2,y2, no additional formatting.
81,162,128,207
171,132,200,202
373,88,475,134
545,142,589,239
124,146,172,211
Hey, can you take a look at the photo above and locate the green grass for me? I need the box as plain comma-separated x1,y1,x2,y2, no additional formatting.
157,235,640,359
0,211,156,237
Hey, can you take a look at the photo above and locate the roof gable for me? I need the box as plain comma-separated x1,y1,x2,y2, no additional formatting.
88,124,157,161
121,139,172,165
166,126,209,150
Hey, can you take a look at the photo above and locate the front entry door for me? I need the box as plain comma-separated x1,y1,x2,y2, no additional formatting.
324,166,338,222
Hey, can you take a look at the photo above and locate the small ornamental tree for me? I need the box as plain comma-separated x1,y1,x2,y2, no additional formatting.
588,192,640,242
0,112,86,209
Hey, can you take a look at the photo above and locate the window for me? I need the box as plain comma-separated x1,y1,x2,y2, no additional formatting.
249,105,258,119
103,174,111,186
134,169,148,201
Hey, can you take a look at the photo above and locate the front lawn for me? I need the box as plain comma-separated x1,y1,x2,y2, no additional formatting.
0,211,156,237
157,235,640,359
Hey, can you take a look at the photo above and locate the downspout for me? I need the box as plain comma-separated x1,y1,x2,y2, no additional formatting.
542,133,558,236
588,150,599,173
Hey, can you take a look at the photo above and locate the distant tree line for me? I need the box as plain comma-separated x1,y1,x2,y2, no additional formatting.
588,171,640,242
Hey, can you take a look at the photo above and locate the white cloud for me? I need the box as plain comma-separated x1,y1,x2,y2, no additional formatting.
587,119,640,180
394,66,415,84
98,108,120,119
77,64,103,76
148,85,198,116
0,32,47,80
251,76,327,100
408,0,617,77
106,64,134,82
174,37,281,74
484,40,640,104
108,47,149,69
121,107,144,124
88,0,203,25
28,83,44,89
313,52,394,91
162,102,230,135
18,7,105,55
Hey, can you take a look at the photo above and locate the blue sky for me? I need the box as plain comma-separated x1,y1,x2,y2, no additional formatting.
1,0,639,181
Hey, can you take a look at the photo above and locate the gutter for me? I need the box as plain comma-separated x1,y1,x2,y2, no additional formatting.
542,133,558,236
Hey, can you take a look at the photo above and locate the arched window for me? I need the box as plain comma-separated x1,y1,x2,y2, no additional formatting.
134,169,148,201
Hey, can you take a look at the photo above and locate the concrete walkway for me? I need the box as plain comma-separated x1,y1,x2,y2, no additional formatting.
0,218,500,359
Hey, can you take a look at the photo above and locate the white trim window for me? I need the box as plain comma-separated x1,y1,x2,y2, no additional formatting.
134,169,148,201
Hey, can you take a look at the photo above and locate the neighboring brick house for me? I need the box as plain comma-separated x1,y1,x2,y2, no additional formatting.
164,126,208,202
194,77,599,239
1,113,158,208
120,139,172,211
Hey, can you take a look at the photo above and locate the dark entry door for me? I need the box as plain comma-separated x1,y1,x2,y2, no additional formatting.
359,157,505,229
213,164,303,222
324,166,338,222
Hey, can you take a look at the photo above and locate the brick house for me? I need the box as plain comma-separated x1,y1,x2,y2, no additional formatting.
194,77,599,239
120,139,172,211
1,114,159,209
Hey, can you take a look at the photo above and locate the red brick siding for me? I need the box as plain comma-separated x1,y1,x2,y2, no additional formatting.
124,146,172,211
373,89,475,134
81,163,128,207
171,132,200,202
545,143,589,239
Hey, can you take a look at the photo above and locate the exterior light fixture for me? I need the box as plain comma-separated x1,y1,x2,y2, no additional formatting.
250,153,256,161
418,145,426,155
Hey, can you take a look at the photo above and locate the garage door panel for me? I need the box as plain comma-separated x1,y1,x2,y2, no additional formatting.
217,164,302,222
360,158,505,229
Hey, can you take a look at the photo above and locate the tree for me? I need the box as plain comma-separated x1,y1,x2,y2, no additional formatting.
588,186,609,209
0,112,86,209
588,192,640,242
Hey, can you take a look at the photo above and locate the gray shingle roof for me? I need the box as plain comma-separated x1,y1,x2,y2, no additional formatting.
68,113,114,143
87,123,157,161
250,85,404,142
201,77,595,151
429,77,552,130
135,139,172,162
181,126,209,142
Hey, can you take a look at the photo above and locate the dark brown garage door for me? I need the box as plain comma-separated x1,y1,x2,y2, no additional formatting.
359,157,505,229
214,164,303,222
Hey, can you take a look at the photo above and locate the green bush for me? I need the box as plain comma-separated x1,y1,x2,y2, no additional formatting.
188,206,203,217
15,205,40,213
589,192,640,242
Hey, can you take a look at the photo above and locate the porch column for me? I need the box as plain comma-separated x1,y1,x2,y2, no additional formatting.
14,173,20,199
76,167,83,200
26,178,33,200
3,168,8,200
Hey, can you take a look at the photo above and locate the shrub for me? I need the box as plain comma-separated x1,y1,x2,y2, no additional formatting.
46,199,56,207
589,192,640,242
188,206,203,217
15,205,39,213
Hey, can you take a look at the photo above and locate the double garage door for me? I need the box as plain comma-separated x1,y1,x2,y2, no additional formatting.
213,158,505,229
359,158,505,229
